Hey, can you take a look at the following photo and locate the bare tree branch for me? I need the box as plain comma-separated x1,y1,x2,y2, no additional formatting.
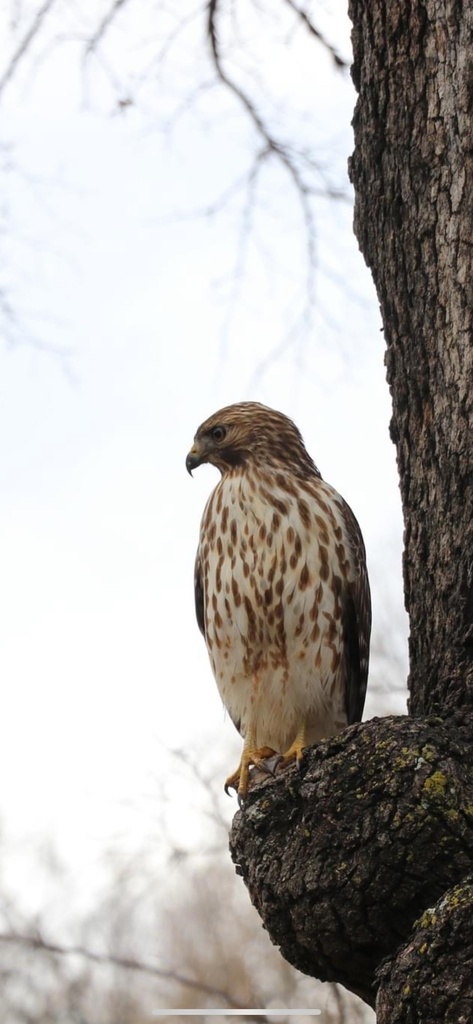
0,0,58,98
206,0,323,359
0,930,252,1009
84,0,130,57
281,0,349,68
207,0,306,188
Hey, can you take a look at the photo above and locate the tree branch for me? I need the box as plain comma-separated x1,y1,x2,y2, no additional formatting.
207,0,308,189
376,878,473,1022
84,0,130,56
281,0,349,68
0,0,58,98
206,0,319,267
0,931,249,1009
229,714,473,1008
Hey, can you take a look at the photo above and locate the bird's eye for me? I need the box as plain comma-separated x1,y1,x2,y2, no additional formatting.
211,425,227,443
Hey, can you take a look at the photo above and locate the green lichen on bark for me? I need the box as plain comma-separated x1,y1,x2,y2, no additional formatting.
377,879,473,1023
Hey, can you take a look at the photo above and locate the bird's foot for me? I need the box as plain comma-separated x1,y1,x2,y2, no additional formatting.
277,735,308,772
224,745,279,806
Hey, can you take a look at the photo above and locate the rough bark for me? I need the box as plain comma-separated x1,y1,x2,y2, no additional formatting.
349,0,473,713
230,3,473,1018
376,878,473,1023
230,715,473,1008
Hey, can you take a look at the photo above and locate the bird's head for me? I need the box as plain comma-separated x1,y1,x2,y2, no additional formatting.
186,402,320,478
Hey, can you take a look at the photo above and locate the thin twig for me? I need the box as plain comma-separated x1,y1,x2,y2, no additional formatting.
207,0,300,182
0,931,248,1009
207,0,319,310
281,0,349,68
84,0,130,56
0,0,58,98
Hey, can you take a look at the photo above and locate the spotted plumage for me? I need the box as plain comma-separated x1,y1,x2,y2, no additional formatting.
186,402,371,801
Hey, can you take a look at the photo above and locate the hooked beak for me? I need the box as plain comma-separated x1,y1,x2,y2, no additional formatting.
186,443,206,476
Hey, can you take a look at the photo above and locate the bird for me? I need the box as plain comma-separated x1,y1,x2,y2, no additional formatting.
186,402,371,803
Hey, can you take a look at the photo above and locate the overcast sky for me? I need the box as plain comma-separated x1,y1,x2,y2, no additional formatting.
0,2,407,897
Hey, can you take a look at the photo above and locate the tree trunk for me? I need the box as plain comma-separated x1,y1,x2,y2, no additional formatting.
230,2,473,1018
349,0,473,715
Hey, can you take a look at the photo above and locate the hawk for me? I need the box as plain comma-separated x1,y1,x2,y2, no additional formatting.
186,402,371,803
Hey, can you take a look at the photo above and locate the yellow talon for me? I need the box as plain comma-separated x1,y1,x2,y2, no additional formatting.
225,745,279,803
278,725,309,769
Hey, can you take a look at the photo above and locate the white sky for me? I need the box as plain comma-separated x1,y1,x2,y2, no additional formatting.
0,2,407,891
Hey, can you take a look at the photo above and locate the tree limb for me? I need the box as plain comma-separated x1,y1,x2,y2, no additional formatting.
0,0,58,98
376,878,473,1022
229,714,473,1008
0,931,248,1009
206,0,319,276
281,0,349,68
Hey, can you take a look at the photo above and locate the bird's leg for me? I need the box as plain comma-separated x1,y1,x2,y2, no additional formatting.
224,740,279,805
278,722,309,770
225,724,310,802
